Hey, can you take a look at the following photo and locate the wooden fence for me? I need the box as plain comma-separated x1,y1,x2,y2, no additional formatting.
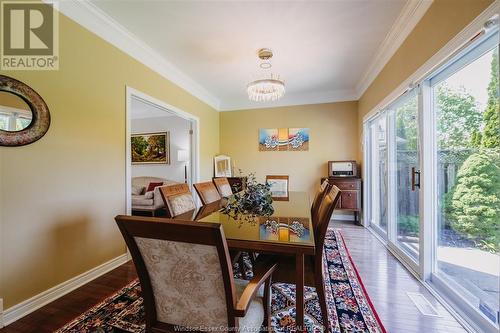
377,148,475,225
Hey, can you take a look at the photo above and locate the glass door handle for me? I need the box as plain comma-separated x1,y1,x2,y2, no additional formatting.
411,167,421,191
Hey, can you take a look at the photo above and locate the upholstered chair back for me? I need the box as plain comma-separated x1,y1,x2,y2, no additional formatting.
194,181,222,205
159,183,196,217
213,177,233,197
115,216,237,333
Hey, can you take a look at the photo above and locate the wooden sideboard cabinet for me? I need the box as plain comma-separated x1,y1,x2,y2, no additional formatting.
321,177,362,224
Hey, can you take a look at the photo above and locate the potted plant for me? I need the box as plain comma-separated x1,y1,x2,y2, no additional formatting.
221,173,274,222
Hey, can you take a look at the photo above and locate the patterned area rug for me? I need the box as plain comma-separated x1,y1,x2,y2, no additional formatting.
55,229,385,333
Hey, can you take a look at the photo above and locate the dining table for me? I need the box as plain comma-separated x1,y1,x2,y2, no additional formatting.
175,191,315,333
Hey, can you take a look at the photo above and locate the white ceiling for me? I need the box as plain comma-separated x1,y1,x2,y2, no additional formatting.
80,0,429,111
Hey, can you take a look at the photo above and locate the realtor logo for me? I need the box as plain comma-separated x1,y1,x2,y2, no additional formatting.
1,1,59,70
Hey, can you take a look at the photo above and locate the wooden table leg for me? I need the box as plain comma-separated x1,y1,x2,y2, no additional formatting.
296,253,305,333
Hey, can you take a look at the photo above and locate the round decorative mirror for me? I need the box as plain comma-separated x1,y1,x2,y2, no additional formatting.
0,75,50,146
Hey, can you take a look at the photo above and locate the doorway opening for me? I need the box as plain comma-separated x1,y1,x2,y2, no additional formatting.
125,87,199,216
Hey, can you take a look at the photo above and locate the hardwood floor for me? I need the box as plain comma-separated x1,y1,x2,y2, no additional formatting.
0,262,137,333
0,221,468,333
333,220,467,333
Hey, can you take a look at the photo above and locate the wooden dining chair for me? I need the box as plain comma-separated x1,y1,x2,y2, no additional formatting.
265,175,289,199
194,181,222,205
260,185,341,332
115,215,277,332
213,177,234,197
311,179,332,238
158,183,196,218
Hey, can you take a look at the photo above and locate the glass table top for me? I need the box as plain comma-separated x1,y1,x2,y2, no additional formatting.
198,191,314,248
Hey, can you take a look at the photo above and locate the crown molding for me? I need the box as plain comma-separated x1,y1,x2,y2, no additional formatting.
354,0,433,99
362,0,499,123
49,0,220,110
218,89,358,111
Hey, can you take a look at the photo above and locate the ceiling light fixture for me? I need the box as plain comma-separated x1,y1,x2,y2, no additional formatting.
247,48,285,102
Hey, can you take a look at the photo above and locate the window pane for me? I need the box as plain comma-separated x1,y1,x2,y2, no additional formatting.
369,114,388,234
0,114,8,130
435,46,499,324
394,91,420,261
16,117,31,131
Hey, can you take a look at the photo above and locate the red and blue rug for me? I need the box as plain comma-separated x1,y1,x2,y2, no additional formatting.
55,229,385,333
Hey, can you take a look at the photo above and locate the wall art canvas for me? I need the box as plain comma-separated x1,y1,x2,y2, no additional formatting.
131,132,169,164
288,128,310,151
259,128,279,151
258,128,309,151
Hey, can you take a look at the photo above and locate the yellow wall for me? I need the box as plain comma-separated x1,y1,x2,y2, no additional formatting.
357,0,493,160
0,7,219,308
220,102,359,198
0,92,30,110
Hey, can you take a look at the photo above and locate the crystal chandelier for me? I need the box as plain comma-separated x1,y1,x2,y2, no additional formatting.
247,48,285,102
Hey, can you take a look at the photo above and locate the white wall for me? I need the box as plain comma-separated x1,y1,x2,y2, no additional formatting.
131,115,191,183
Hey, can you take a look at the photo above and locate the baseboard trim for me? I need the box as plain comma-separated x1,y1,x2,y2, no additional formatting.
3,253,129,326
332,213,355,221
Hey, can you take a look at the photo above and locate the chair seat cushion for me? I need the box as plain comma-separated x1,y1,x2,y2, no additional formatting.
132,195,153,206
234,279,265,332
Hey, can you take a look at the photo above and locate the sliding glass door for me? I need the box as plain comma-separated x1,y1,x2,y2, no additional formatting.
392,91,421,263
367,114,388,237
429,33,499,331
365,89,422,269
365,27,499,332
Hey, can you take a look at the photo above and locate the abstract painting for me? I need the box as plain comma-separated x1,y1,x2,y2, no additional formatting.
259,128,309,151
288,128,310,151
258,128,279,151
131,132,169,164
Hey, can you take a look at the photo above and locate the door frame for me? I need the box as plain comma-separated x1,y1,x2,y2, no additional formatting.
125,86,200,215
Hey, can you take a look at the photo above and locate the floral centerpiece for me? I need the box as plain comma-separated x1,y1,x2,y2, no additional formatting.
221,172,274,222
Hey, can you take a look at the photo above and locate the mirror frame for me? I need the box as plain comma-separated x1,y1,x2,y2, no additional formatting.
0,75,50,146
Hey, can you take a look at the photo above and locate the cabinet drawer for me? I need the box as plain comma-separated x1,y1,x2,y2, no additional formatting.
339,191,358,210
332,180,360,190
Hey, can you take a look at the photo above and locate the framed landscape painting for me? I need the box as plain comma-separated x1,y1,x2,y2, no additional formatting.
131,132,169,164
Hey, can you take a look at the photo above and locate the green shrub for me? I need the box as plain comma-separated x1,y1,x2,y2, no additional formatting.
399,215,419,237
445,151,500,252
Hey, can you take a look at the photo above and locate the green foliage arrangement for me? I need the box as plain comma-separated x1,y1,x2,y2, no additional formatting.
221,173,274,222
445,152,500,252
